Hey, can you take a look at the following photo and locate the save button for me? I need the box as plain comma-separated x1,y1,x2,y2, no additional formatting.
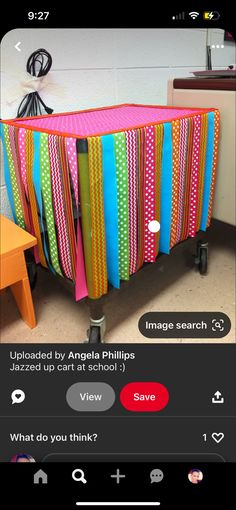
120,382,169,412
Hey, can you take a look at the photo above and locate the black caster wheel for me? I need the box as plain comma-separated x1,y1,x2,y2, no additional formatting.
88,326,101,344
27,261,38,290
199,247,208,275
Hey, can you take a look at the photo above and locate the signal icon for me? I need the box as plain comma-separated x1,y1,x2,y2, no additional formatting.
189,11,200,19
172,12,185,20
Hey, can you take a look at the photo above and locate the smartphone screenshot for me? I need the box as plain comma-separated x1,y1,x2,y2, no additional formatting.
0,6,235,508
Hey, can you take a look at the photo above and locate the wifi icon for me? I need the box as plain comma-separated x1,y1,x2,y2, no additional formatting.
189,11,200,19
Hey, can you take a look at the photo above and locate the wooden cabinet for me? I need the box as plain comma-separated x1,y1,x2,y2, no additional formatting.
167,78,236,226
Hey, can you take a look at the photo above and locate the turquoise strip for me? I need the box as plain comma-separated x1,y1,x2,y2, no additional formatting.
32,131,54,272
159,122,173,254
101,134,120,288
200,112,215,231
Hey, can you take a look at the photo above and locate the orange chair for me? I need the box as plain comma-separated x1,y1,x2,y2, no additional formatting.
0,214,37,328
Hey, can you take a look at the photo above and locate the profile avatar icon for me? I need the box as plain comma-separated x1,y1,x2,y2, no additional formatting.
11,454,36,463
188,469,203,484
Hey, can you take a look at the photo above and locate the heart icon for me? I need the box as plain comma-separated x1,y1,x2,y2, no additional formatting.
212,432,224,443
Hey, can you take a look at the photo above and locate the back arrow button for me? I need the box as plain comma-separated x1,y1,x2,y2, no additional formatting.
14,42,21,52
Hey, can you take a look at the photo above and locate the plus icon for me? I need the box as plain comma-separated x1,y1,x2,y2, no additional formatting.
110,468,126,484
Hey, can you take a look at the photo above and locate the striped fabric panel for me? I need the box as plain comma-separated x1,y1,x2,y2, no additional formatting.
48,134,74,280
114,132,129,280
176,118,188,244
25,129,47,267
3,125,26,229
40,132,63,276
170,120,180,248
181,117,194,241
59,137,77,280
188,115,202,237
196,113,208,232
126,129,138,275
207,110,220,227
154,124,163,257
137,128,145,270
87,136,108,298
144,125,156,262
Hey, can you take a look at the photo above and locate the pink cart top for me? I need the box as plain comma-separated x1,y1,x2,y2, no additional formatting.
4,103,214,138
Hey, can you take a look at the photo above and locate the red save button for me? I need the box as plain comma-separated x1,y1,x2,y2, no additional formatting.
120,382,169,412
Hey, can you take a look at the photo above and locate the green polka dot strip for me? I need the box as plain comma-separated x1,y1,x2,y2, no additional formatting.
114,132,129,280
3,125,25,229
40,133,63,276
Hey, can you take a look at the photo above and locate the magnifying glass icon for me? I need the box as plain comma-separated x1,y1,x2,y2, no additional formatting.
72,469,87,484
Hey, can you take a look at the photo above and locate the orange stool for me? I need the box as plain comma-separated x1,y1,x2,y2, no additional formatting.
0,214,37,328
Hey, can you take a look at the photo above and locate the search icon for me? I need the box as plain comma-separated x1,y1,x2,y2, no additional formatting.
72,469,87,484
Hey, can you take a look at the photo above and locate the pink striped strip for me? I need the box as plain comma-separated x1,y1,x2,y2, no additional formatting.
176,118,188,243
17,127,39,262
48,134,73,280
188,115,201,237
144,125,156,262
66,137,79,209
126,129,138,275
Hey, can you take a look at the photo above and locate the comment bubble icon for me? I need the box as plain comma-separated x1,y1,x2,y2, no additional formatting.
11,389,25,405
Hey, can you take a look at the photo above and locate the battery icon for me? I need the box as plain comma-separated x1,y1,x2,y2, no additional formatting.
204,11,220,20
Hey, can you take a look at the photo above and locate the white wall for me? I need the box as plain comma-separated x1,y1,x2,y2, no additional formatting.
1,28,235,217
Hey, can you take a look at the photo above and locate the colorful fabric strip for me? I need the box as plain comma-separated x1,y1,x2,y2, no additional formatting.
207,110,220,227
196,114,208,232
48,134,73,280
136,128,145,270
18,128,28,198
75,217,88,301
33,131,52,269
3,125,25,229
200,112,215,231
126,129,138,275
144,125,156,262
1,124,17,222
59,137,77,280
77,139,94,298
26,129,46,267
101,134,120,289
188,115,201,237
159,122,172,254
40,132,63,276
176,118,188,244
181,118,194,241
114,132,129,280
170,120,180,248
66,137,79,209
87,136,107,298
154,124,163,257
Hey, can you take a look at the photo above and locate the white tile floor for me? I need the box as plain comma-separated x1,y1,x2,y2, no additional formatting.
0,221,235,344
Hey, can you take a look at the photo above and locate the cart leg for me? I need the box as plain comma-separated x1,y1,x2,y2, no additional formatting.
86,299,106,343
195,240,209,275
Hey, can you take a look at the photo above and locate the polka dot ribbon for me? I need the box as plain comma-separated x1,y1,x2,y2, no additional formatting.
125,129,138,275
207,110,220,227
114,132,129,280
188,115,201,238
48,134,73,280
3,125,25,229
40,133,63,276
144,125,156,262
87,136,107,298
66,137,79,209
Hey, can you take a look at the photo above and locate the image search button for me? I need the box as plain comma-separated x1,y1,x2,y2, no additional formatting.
120,382,169,412
66,382,115,412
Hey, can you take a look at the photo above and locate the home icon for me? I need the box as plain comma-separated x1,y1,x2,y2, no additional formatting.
33,469,48,485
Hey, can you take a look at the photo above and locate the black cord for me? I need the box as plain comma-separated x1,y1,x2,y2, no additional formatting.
17,48,54,118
